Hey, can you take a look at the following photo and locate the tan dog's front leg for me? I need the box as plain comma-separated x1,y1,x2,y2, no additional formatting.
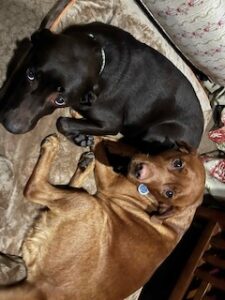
24,134,72,207
70,137,116,191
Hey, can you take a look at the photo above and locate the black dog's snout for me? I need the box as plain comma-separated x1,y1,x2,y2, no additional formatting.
1,117,28,134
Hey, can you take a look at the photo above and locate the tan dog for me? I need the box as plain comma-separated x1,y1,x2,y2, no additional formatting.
0,135,205,300
128,145,205,216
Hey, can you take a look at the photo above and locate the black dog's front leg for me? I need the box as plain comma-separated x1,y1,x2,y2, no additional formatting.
57,117,119,147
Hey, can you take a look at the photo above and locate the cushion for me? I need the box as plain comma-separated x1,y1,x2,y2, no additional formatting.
141,0,225,86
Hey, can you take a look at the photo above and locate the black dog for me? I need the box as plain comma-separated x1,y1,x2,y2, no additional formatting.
0,22,203,153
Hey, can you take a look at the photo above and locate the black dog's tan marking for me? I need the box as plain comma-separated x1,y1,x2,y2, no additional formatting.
0,22,203,154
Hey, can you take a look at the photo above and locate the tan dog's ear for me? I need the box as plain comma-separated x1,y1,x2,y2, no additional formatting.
102,139,137,157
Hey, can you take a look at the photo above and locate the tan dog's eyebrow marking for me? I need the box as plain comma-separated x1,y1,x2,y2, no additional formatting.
46,91,59,104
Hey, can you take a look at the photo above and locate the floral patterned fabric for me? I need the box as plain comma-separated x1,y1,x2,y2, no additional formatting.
141,0,225,86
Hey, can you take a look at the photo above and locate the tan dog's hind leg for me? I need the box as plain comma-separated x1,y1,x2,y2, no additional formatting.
24,134,73,207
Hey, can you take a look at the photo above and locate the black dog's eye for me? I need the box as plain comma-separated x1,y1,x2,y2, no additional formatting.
55,95,66,106
26,68,36,81
172,159,183,169
164,190,174,199
57,86,65,93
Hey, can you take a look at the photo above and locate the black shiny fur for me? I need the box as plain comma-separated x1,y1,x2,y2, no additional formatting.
0,22,203,154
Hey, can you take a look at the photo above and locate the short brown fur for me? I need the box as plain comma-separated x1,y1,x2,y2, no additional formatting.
0,135,205,300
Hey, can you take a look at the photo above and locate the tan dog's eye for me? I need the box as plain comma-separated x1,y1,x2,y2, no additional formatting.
172,159,183,169
164,190,174,199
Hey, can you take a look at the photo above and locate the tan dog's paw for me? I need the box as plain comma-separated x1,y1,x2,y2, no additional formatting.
41,134,59,154
78,151,95,171
69,151,95,188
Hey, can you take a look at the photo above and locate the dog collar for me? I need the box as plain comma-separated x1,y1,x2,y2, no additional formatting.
99,47,106,74
138,184,158,211
88,33,106,75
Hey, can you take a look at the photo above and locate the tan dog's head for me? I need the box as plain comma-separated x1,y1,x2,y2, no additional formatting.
128,146,205,212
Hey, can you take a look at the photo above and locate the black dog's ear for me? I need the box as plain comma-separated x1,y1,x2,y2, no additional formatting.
31,29,54,45
175,141,194,154
6,38,32,78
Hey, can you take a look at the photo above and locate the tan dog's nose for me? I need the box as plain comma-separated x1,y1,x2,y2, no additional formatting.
134,163,151,180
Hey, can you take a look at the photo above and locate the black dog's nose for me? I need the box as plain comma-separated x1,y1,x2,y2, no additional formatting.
1,118,29,134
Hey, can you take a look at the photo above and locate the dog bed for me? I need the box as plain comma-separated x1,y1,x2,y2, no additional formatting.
0,0,211,299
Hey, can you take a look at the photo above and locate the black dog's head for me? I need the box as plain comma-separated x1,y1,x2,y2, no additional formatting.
0,29,101,134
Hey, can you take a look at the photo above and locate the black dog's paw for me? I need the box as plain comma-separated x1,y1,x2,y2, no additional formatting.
78,151,95,171
56,117,94,147
73,133,94,147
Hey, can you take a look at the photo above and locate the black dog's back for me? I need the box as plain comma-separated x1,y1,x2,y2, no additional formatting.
62,22,203,153
0,22,204,154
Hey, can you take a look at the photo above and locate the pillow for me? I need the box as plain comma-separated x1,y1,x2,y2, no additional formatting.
141,0,225,86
